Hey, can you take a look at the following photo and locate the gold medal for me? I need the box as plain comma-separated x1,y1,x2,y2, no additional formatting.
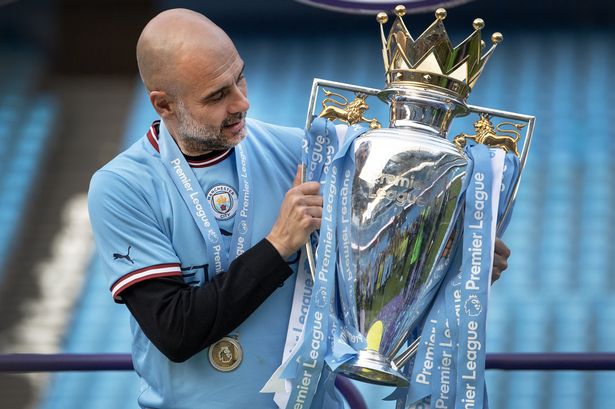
208,336,243,372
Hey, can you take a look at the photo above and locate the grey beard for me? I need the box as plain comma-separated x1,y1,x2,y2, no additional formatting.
179,129,236,152
175,107,246,152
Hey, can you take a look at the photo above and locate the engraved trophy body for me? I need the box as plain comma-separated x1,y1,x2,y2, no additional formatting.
302,5,534,388
338,87,468,386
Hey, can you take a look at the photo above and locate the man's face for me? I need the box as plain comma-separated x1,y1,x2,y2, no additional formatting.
172,49,250,153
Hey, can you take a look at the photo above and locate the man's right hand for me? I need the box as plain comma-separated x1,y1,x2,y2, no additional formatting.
266,165,323,259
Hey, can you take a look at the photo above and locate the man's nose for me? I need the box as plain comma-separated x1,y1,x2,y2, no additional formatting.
228,86,250,114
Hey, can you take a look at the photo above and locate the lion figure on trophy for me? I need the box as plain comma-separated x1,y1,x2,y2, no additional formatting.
318,89,381,129
453,113,525,156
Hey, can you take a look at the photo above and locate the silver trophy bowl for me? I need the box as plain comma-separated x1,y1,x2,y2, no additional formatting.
335,87,468,386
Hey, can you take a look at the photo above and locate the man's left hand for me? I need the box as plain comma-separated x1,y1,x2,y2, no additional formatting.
491,238,511,283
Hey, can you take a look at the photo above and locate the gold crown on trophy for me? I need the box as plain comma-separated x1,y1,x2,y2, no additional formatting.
377,5,502,100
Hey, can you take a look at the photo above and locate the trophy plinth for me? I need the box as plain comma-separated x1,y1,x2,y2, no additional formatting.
338,350,408,387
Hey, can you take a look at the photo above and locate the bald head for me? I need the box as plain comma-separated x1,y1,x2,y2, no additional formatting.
137,9,235,94
135,9,249,156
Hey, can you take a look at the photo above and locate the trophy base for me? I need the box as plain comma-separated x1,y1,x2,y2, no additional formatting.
337,349,409,387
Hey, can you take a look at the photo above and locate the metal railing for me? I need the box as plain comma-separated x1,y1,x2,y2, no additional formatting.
0,353,369,409
3,353,615,409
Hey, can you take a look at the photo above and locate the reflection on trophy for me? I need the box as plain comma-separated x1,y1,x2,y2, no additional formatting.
304,5,534,387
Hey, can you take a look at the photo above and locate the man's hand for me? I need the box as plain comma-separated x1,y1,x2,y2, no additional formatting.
491,238,511,283
267,166,323,259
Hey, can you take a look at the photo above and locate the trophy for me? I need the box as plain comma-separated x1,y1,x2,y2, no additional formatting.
302,6,535,387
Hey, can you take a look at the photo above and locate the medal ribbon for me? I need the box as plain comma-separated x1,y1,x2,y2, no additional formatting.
229,143,254,259
157,121,253,280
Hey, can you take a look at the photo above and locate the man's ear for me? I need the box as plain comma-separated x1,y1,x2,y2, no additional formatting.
149,91,174,120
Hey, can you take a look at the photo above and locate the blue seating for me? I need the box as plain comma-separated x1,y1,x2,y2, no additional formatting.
0,84,56,282
38,257,139,409
37,82,155,409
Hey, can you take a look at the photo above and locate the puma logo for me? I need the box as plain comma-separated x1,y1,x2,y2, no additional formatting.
113,246,134,264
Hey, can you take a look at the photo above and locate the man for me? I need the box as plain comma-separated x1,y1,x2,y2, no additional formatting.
88,8,510,409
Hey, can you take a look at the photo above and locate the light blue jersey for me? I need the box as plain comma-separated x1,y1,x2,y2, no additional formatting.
88,118,309,408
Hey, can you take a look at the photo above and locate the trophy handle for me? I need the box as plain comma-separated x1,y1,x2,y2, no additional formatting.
305,78,382,130
465,105,536,237
300,164,317,282
391,337,421,368
302,79,384,281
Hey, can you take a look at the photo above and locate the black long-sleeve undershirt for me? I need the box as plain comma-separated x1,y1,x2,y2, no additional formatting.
121,239,293,363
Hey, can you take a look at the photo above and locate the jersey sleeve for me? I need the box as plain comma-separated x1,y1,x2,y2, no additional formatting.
88,169,182,302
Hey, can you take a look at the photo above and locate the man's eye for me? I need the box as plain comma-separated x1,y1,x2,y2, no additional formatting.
210,92,224,102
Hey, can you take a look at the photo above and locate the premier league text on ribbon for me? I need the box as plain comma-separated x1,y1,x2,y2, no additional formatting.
171,157,223,270
339,169,351,281
308,133,335,178
292,164,339,409
294,309,324,409
460,171,488,407
466,172,487,291
415,318,454,396
171,158,210,227
292,276,315,340
317,165,337,284
237,146,251,255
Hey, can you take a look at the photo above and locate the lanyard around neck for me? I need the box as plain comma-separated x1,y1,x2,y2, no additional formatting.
157,121,253,280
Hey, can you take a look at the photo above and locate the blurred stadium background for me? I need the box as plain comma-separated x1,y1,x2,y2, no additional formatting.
0,0,614,408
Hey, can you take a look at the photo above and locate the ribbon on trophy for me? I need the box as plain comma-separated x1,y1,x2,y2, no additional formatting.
302,117,340,185
335,150,368,354
263,118,367,408
400,144,520,409
496,153,520,233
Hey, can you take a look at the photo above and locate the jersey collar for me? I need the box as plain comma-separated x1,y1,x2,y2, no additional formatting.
147,120,232,168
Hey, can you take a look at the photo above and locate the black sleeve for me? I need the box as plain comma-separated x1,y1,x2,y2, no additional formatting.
121,239,294,363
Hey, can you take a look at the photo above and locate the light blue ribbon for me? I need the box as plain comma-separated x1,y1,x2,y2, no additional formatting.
302,118,340,268
229,143,254,260
401,143,519,409
406,297,442,404
336,151,367,352
454,144,493,409
432,309,457,409
496,153,520,234
303,118,339,184
158,121,252,280
284,120,366,408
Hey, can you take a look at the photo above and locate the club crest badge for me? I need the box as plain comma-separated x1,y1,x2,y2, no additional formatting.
206,184,238,220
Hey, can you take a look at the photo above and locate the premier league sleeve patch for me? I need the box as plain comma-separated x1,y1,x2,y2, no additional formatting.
206,184,238,220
